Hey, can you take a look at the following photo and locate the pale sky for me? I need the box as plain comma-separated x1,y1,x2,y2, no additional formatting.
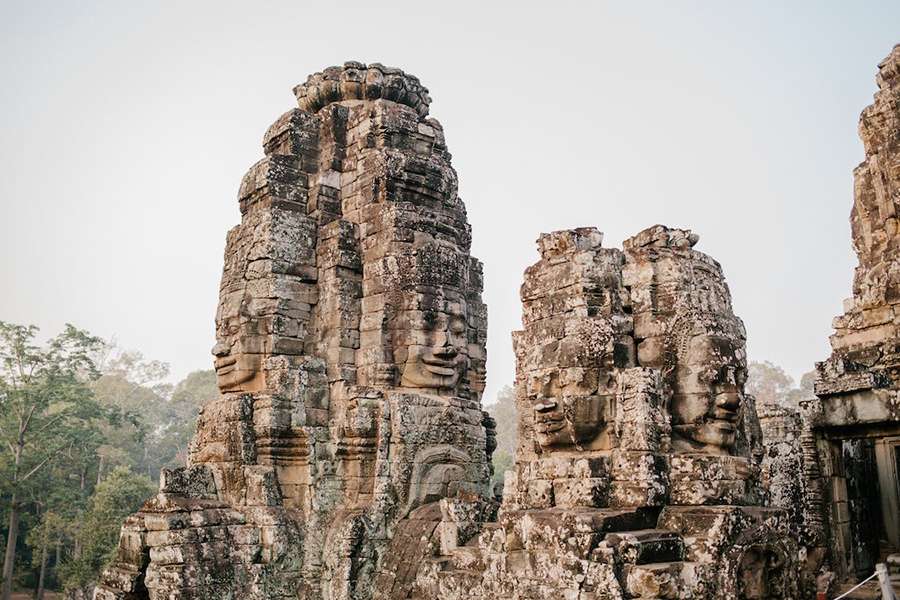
2,1,898,404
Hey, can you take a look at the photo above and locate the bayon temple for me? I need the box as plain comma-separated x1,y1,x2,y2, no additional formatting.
94,46,900,599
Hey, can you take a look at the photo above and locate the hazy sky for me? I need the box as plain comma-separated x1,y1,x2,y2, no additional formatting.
2,1,898,404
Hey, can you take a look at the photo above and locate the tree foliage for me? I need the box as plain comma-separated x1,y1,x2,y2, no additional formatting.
746,360,816,409
0,321,216,596
486,385,518,487
59,466,154,589
0,322,110,600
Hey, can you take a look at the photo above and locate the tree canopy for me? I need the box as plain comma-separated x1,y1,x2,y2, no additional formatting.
746,360,815,409
0,321,216,598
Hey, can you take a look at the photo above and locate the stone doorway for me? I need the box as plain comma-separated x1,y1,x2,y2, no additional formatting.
843,438,883,579
875,437,900,554
840,434,900,580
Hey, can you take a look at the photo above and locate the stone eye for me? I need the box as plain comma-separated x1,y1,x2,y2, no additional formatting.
449,317,466,334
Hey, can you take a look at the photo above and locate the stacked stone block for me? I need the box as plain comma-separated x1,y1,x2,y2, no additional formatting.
96,63,493,600
396,226,800,600
90,56,824,600
800,44,900,587
818,45,900,399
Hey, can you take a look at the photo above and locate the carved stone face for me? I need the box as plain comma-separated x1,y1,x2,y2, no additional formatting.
212,294,265,392
394,300,469,392
671,334,746,453
404,445,474,513
534,396,609,450
529,368,611,451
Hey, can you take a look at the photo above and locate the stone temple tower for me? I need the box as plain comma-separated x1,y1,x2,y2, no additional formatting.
94,57,828,600
95,62,493,600
376,227,802,600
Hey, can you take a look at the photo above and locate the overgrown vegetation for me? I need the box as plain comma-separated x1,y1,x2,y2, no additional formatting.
0,321,216,599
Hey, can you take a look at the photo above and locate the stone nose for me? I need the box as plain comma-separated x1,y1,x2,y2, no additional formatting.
715,391,741,412
211,341,230,357
432,330,455,350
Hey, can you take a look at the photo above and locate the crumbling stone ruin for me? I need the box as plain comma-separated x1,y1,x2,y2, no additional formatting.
374,226,799,600
95,48,900,600
798,44,900,588
747,45,900,598
95,62,492,600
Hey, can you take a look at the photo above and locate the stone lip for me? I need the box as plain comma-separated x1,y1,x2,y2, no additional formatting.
293,61,432,117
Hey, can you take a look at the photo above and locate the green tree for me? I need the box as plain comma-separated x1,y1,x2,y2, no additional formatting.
90,352,215,481
90,349,168,481
746,361,794,407
486,385,517,457
24,457,84,595
164,369,217,466
26,511,65,600
747,360,816,410
60,466,154,590
491,450,514,489
0,322,107,600
486,385,517,488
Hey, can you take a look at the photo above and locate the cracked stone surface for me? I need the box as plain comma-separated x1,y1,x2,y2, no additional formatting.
84,57,871,599
782,44,900,588
95,62,492,600
386,226,799,600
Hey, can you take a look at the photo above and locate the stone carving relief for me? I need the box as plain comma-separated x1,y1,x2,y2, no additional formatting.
371,225,798,600
623,224,749,456
669,324,748,453
736,544,788,599
96,62,492,600
88,50,843,599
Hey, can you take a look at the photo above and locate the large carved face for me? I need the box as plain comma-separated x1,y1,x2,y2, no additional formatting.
534,396,609,450
530,369,612,451
211,293,265,392
671,333,746,453
394,296,469,393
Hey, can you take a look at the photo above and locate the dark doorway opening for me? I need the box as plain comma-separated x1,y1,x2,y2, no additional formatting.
843,438,883,579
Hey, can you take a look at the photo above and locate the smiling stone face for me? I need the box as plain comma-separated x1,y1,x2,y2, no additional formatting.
397,304,468,390
375,237,483,398
671,333,747,453
511,229,630,460
211,293,266,392
208,205,316,395
533,394,612,450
